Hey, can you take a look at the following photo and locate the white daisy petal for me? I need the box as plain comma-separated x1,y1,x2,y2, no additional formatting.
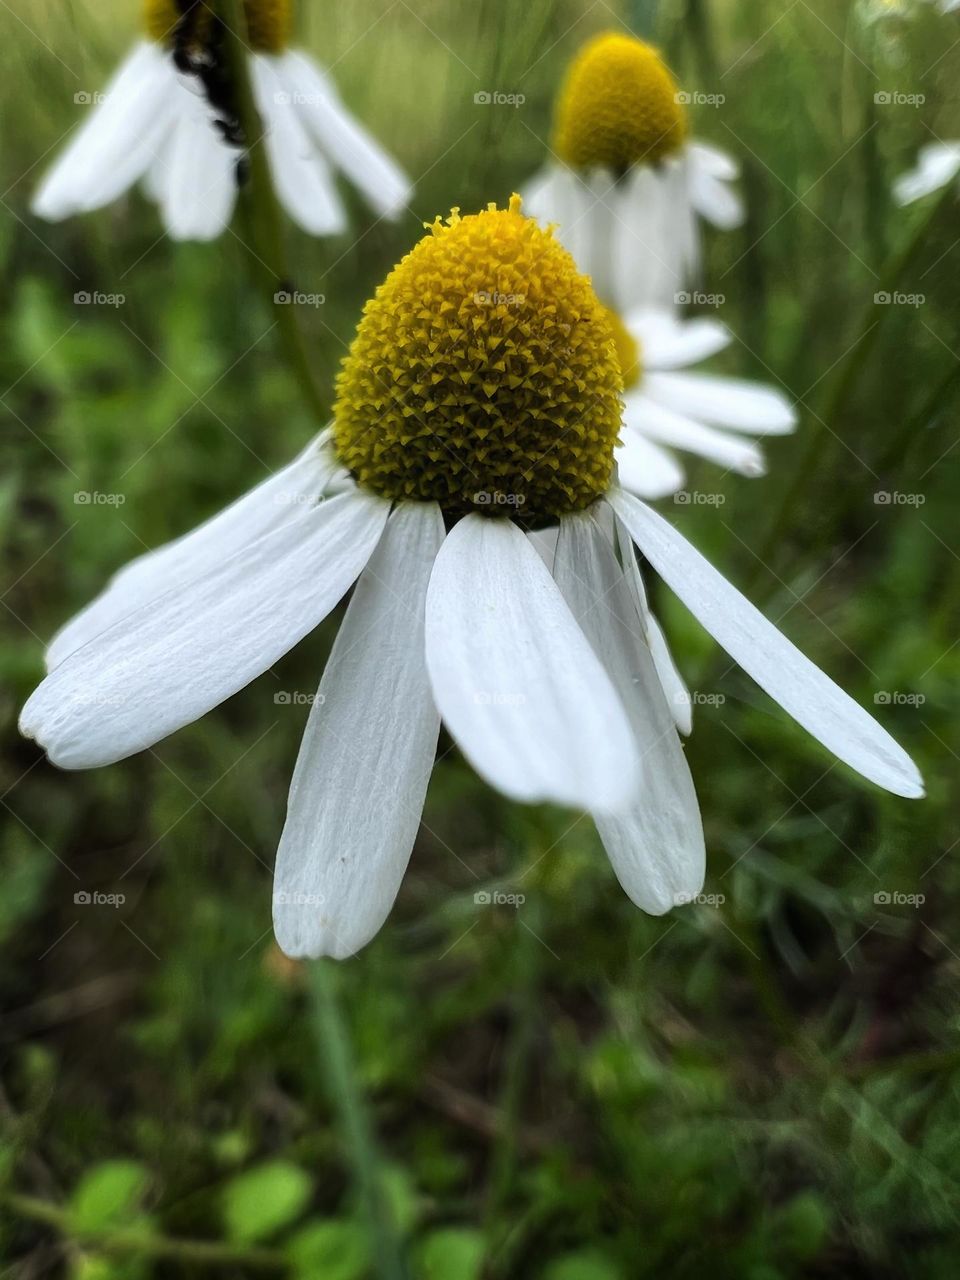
616,429,687,499
555,513,704,914
643,370,798,434
615,519,693,736
21,492,389,769
46,442,335,671
689,140,740,182
33,44,176,220
613,164,688,312
609,490,925,799
893,143,960,206
252,56,346,236
688,147,745,230
157,86,237,241
273,502,443,960
626,308,731,369
424,514,640,813
274,51,412,219
626,396,767,477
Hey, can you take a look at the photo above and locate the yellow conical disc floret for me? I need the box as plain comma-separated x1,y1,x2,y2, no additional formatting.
553,32,688,174
333,196,624,523
144,0,291,54
604,308,643,390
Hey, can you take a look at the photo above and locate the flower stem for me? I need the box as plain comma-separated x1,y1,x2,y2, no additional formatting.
309,961,407,1280
748,179,956,592
217,0,328,427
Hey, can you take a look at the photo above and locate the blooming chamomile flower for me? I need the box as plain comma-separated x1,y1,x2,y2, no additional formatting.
32,0,411,241
894,142,960,206
605,307,798,499
524,32,744,312
20,198,922,960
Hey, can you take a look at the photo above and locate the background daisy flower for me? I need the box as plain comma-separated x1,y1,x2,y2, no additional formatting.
32,0,411,240
608,307,798,499
524,32,744,312
894,142,960,205
20,199,921,961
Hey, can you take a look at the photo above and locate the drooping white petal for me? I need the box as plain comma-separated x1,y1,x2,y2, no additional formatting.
893,143,960,206
21,492,389,769
612,163,690,312
528,526,559,572
555,513,704,913
424,514,639,813
251,56,346,235
271,51,412,219
615,519,692,736
616,429,686,499
155,81,237,241
689,140,740,182
643,370,797,434
625,395,767,477
32,44,176,220
688,143,745,229
626,308,731,370
274,502,443,960
46,442,336,671
609,490,925,799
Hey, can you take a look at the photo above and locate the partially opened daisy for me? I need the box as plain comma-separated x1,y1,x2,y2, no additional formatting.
32,0,411,241
605,307,797,499
894,141,960,206
524,32,744,312
21,197,922,960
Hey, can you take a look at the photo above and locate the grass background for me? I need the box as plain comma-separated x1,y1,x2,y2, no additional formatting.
1,0,959,1276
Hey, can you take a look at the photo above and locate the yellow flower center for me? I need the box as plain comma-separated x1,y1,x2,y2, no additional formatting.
144,0,291,55
333,196,623,524
604,308,643,390
553,32,688,174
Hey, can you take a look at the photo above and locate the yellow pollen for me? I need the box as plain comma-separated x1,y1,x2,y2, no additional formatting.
144,0,291,54
604,308,643,390
333,195,624,523
553,32,688,174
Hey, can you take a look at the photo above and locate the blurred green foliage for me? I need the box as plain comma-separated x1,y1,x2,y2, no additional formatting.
2,0,959,1276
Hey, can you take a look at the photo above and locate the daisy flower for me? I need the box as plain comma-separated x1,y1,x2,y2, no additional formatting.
894,142,960,206
20,197,922,960
32,0,411,241
524,32,744,312
605,307,798,499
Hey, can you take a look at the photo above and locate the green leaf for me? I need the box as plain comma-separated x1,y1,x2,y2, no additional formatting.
542,1250,623,1280
416,1227,486,1280
286,1219,369,1280
222,1160,312,1243
67,1161,151,1234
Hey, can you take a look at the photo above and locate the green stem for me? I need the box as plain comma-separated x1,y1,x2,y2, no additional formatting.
4,1193,286,1270
749,178,956,592
217,0,328,427
685,0,720,86
877,355,960,474
309,962,407,1280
